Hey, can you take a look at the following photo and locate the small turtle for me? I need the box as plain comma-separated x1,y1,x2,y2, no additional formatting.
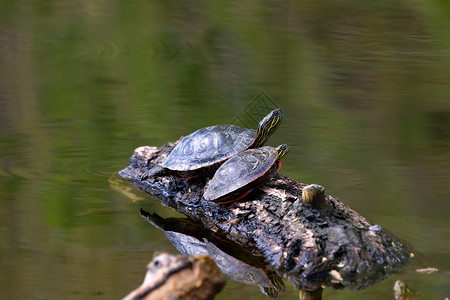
141,108,283,179
203,144,290,204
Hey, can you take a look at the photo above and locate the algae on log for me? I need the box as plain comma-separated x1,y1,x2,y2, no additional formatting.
118,143,411,290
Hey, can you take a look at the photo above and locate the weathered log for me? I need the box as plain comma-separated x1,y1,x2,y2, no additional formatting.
118,142,411,291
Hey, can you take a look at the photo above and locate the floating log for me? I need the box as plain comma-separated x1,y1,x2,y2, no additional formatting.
118,142,411,291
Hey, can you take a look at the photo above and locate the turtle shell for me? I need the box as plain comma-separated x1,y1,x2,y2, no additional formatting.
161,125,256,171
203,146,278,201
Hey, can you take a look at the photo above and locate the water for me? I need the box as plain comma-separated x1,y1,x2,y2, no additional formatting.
1,1,449,299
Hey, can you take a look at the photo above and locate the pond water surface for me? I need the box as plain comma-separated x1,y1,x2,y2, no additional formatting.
1,1,449,299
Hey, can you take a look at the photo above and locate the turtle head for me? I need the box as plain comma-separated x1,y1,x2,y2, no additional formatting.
275,144,290,160
253,108,283,148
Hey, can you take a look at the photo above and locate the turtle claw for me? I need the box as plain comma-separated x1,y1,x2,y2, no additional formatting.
140,165,168,181
140,171,150,181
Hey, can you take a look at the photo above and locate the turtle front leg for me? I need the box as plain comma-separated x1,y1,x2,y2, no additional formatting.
140,165,168,180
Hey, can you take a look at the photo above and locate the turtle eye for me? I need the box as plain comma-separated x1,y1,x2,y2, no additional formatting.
153,259,161,268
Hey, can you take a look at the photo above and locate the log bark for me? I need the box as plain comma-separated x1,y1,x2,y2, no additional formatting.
119,142,411,290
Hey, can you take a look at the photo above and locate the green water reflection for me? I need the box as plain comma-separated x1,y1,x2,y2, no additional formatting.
0,1,449,299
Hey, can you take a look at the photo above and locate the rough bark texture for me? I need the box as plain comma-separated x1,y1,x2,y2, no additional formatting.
119,143,411,290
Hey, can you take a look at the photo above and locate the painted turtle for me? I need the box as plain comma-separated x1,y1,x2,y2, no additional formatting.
203,144,290,204
141,108,283,179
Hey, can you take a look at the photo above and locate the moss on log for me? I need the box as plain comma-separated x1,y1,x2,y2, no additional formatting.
119,143,411,290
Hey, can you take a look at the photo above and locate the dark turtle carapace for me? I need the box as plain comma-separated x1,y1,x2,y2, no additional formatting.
141,108,283,180
203,144,290,204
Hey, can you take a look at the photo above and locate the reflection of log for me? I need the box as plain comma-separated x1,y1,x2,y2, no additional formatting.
140,209,286,298
119,143,411,290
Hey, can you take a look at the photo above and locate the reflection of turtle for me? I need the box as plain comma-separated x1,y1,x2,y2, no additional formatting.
141,108,283,180
204,240,285,298
203,144,290,204
140,209,285,298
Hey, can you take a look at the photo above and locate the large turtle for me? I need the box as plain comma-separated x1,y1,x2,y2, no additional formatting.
203,144,290,204
141,108,283,179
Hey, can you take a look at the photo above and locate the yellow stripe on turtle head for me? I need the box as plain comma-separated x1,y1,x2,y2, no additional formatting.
253,108,283,148
275,144,290,160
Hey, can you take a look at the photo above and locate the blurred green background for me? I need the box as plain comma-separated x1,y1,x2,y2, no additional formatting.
0,1,449,299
